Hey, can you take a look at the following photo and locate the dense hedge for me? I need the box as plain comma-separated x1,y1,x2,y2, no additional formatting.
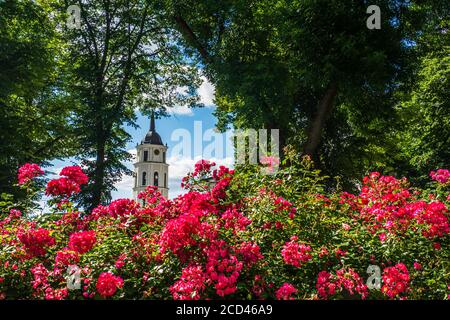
0,153,449,300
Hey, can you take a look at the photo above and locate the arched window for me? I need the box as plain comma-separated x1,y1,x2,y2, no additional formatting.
154,171,159,186
163,151,166,163
143,150,148,162
164,173,167,188
142,172,147,186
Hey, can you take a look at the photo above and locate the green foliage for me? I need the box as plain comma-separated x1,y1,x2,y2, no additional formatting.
0,0,78,200
169,0,448,188
394,49,450,184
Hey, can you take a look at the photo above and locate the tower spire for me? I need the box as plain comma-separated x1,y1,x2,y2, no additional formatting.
150,110,155,132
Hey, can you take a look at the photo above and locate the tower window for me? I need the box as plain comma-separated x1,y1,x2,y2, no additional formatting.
154,172,159,186
142,172,147,186
143,150,148,162
163,152,166,163
164,173,167,188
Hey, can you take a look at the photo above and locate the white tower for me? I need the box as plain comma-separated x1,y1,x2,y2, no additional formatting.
133,112,169,200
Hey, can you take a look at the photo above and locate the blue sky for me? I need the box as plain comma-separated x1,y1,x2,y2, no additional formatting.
48,77,234,204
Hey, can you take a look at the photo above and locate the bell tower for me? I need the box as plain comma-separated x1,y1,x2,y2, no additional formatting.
133,112,169,200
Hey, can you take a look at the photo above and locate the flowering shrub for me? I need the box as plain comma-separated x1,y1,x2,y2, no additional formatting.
169,265,207,300
17,163,44,185
0,157,448,300
281,236,312,268
275,283,298,300
430,169,450,185
68,231,96,254
18,228,56,258
316,268,368,299
381,263,410,299
45,167,88,198
96,272,124,298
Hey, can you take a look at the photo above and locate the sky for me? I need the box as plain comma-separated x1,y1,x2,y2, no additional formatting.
48,77,235,203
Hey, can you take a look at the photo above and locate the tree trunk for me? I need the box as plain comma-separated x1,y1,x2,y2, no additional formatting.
90,77,106,211
303,83,338,164
90,133,105,211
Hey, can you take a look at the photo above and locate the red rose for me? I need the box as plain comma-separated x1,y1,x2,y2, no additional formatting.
96,272,124,297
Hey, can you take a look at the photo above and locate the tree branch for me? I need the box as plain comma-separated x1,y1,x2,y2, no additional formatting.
173,15,212,64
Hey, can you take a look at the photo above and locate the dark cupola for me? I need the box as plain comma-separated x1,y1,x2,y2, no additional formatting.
142,111,163,145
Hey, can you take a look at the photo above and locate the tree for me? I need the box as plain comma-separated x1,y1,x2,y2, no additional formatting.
167,0,444,185
393,0,450,183
397,51,449,178
0,0,77,199
62,0,201,210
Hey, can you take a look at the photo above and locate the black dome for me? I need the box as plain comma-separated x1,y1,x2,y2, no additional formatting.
141,111,164,145
142,131,163,145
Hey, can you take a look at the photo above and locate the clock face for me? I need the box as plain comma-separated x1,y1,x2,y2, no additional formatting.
154,149,160,156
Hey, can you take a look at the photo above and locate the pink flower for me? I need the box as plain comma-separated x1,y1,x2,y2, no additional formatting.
381,263,410,299
204,240,243,297
46,178,80,198
106,198,141,221
275,283,297,300
316,268,368,299
319,247,329,258
9,209,22,218
281,237,312,267
45,165,88,198
18,228,55,257
193,160,216,176
342,223,351,231
17,163,43,184
260,156,280,173
335,248,347,257
68,231,96,254
430,169,450,184
236,242,263,266
60,166,88,185
170,265,207,300
55,249,80,267
96,272,124,297
413,262,422,270
115,254,127,269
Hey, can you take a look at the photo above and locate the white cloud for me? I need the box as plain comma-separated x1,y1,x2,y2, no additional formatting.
111,148,136,199
112,174,134,199
198,76,215,107
167,104,194,116
167,76,215,115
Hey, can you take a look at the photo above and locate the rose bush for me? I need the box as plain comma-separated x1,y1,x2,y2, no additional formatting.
0,152,448,300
